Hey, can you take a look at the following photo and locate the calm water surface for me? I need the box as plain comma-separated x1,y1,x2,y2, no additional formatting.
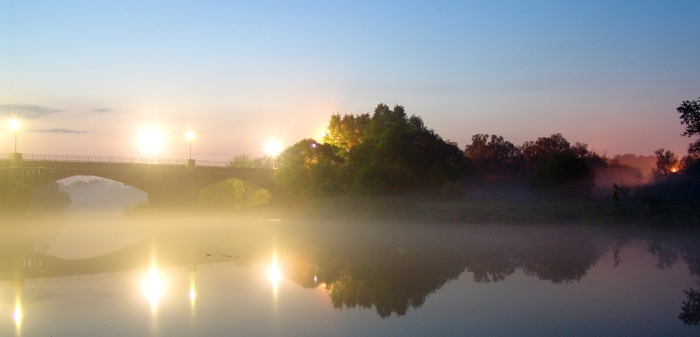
1,213,699,336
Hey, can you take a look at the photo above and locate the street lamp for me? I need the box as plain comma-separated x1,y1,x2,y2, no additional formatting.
264,140,282,169
186,131,194,160
9,119,19,153
185,131,196,171
139,128,164,162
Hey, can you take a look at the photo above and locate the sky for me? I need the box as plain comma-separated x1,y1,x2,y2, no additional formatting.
1,0,699,161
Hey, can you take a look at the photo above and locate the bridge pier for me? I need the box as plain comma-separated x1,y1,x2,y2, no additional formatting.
9,153,23,168
186,159,195,172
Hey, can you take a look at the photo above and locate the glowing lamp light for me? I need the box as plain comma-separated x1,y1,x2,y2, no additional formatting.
671,167,678,173
9,119,20,130
139,129,164,154
186,131,194,141
143,267,165,308
269,261,281,286
13,305,22,326
264,140,282,157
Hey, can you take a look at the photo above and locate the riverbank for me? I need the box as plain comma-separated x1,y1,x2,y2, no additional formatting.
212,197,700,227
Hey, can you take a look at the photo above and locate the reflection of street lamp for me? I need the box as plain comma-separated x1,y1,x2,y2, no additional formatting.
186,131,194,160
264,140,282,169
9,119,19,153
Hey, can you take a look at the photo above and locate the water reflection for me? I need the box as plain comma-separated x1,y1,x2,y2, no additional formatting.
276,225,609,317
189,271,196,314
143,265,165,312
1,216,700,330
269,255,281,291
13,292,22,335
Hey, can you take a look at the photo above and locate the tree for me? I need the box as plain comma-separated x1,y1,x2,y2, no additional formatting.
0,183,32,213
228,154,264,168
677,97,700,137
676,97,700,177
199,179,246,209
680,288,700,326
30,182,71,211
521,133,571,168
348,104,468,194
530,151,595,199
323,113,371,154
680,140,700,175
652,148,679,178
275,139,345,202
274,104,470,200
464,134,523,181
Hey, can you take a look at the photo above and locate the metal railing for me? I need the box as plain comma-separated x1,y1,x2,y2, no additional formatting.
0,153,265,168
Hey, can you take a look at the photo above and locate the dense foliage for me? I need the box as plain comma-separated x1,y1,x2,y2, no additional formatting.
276,104,640,202
464,133,599,198
275,104,469,201
678,97,700,138
198,155,271,210
0,182,70,214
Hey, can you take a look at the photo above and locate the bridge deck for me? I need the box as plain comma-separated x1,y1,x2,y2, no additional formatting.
0,153,259,168
0,154,277,204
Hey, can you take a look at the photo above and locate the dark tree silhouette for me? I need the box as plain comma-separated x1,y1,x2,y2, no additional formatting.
464,134,523,181
521,133,571,168
677,97,700,138
652,148,679,178
680,288,700,326
530,151,595,199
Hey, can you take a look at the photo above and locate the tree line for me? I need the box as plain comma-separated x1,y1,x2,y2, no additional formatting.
274,99,700,203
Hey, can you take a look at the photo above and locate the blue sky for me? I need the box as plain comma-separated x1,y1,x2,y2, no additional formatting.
1,0,699,160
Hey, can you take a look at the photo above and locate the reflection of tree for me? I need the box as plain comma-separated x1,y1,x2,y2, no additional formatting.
630,232,700,327
464,252,520,283
321,250,465,318
644,239,680,270
680,288,700,326
284,238,466,318
464,235,603,285
283,226,606,318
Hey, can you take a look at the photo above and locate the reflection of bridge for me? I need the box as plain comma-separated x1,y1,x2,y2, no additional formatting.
0,238,250,288
0,153,275,208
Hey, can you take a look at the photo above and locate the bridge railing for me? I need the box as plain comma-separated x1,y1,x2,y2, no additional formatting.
0,153,265,168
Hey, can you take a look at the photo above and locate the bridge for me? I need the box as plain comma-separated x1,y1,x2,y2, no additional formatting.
0,235,256,288
0,153,276,208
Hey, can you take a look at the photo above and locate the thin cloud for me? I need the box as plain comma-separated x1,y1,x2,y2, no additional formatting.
91,108,112,113
0,104,62,119
31,128,92,134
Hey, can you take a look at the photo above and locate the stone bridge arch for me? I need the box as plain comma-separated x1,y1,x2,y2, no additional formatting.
1,159,276,208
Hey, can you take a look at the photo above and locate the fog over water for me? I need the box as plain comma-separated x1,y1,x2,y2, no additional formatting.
1,208,700,336
57,177,146,212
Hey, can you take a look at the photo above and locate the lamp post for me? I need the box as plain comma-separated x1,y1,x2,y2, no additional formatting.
9,119,19,153
8,119,22,168
186,131,194,159
186,131,195,171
